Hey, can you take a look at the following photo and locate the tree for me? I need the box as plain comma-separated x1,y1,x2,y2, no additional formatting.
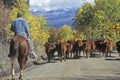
73,0,120,41
0,1,10,42
73,2,94,40
48,27,59,43
2,0,30,9
73,30,84,40
59,25,73,41
94,0,120,41
2,0,15,9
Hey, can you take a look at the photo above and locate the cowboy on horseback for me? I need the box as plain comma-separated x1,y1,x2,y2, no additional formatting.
9,11,37,58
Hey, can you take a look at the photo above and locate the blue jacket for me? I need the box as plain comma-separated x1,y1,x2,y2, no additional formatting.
11,17,30,39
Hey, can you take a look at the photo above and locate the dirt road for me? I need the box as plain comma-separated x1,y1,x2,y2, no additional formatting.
4,53,120,80
23,53,120,80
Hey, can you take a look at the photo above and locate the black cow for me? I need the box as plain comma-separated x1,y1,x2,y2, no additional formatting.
116,41,120,57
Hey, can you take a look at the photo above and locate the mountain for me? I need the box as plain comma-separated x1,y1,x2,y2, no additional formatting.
30,8,77,29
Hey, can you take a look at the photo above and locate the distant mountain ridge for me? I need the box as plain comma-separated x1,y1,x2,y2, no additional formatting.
30,8,77,28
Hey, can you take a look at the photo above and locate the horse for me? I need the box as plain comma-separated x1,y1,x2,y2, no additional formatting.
8,35,30,79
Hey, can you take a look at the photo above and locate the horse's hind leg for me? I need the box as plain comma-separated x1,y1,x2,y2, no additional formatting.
18,57,27,79
11,59,16,78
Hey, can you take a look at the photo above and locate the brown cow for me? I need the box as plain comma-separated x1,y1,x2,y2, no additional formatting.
66,40,74,59
72,40,87,58
78,40,87,57
8,35,30,79
95,39,114,57
44,41,69,62
101,39,113,57
60,41,69,61
72,40,84,58
76,40,83,57
84,40,96,58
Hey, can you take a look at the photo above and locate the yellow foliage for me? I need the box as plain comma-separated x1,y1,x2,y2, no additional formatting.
59,25,73,41
73,30,84,40
117,0,120,3
9,0,49,46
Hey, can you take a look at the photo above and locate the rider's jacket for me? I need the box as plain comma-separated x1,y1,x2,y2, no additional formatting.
11,17,30,39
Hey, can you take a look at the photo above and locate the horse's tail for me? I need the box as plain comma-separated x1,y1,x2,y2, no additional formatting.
8,38,19,58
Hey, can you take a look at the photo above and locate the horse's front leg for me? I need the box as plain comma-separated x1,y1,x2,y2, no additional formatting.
19,69,24,79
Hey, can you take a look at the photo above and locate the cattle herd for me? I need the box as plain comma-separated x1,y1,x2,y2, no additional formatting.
7,38,120,79
44,39,120,62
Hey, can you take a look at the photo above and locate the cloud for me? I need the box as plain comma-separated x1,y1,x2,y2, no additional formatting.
30,0,95,11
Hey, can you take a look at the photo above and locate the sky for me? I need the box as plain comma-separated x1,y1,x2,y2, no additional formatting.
30,0,95,11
